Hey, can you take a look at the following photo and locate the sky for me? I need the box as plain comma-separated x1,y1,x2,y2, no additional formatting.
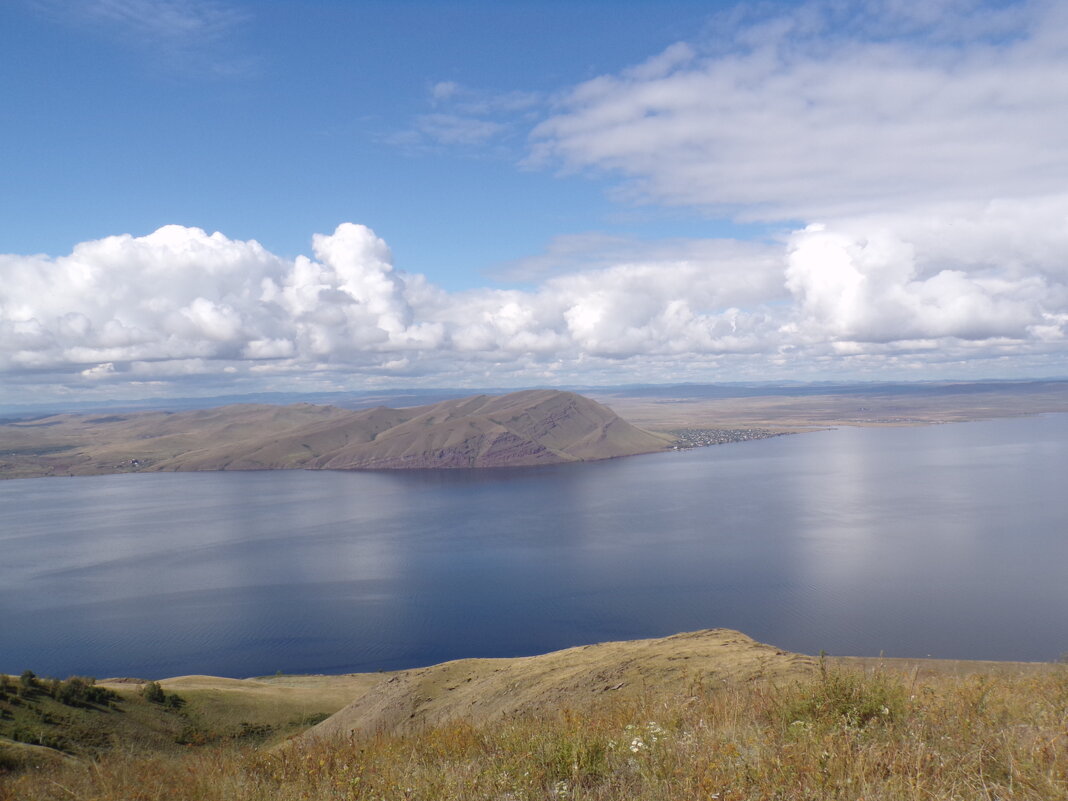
3,0,1068,405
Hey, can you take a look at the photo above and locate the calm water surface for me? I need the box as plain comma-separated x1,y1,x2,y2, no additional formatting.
2,414,1067,678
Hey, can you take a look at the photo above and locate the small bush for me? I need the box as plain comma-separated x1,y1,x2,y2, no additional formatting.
140,681,165,704
9,725,66,751
233,722,273,742
165,693,185,709
175,726,214,746
776,667,907,729
139,681,183,709
17,671,38,697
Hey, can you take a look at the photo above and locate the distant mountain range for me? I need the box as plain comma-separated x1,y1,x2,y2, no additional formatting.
0,390,674,479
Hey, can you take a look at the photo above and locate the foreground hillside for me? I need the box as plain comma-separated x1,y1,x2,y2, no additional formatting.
298,630,815,742
3,631,1066,800
0,390,673,478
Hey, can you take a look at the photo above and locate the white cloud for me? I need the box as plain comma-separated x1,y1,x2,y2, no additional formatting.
531,0,1068,221
431,81,461,102
3,211,1068,402
8,2,1068,398
783,219,1046,344
80,362,116,379
388,82,542,153
494,232,784,290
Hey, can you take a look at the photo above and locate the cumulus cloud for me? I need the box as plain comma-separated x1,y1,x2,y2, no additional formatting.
786,224,1039,345
8,2,1068,399
0,222,779,395
3,211,1068,401
445,0,1068,383
783,196,1068,346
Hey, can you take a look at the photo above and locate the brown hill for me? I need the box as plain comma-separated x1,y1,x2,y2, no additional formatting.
298,629,816,742
307,389,674,470
0,390,673,478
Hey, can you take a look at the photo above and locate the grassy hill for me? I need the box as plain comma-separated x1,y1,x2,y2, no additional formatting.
3,631,1066,799
0,671,379,770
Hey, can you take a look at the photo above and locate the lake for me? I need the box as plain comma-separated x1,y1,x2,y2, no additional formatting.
2,414,1067,679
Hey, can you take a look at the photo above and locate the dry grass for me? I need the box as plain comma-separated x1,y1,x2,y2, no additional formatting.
5,661,1067,800
0,390,672,479
591,383,1068,430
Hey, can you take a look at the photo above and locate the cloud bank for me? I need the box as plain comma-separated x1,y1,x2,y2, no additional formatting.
531,0,1068,221
7,0,1068,401
3,211,1067,401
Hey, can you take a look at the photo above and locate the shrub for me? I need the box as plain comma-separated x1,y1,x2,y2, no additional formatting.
139,681,181,709
18,670,38,696
777,667,906,729
140,681,165,704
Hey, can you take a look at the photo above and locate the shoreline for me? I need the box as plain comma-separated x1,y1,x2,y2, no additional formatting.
5,407,1067,481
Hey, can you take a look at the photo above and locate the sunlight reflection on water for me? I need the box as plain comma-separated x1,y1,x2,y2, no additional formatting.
2,414,1067,678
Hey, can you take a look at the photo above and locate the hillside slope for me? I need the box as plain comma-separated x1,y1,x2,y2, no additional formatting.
0,390,673,478
298,629,816,742
7,640,1067,800
307,389,673,469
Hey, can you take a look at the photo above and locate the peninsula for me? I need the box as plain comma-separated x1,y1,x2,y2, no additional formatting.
0,390,675,479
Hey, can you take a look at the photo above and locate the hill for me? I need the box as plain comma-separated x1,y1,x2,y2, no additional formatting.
4,632,1066,800
298,629,815,743
0,671,379,768
0,390,674,478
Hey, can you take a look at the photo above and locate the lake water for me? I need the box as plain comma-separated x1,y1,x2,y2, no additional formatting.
2,414,1067,679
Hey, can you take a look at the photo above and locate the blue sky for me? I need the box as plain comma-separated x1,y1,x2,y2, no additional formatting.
3,0,742,286
3,0,1068,404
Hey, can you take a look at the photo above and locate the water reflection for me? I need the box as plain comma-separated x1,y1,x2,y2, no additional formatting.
2,414,1067,678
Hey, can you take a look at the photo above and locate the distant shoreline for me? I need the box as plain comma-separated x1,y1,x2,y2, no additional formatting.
4,381,1068,480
